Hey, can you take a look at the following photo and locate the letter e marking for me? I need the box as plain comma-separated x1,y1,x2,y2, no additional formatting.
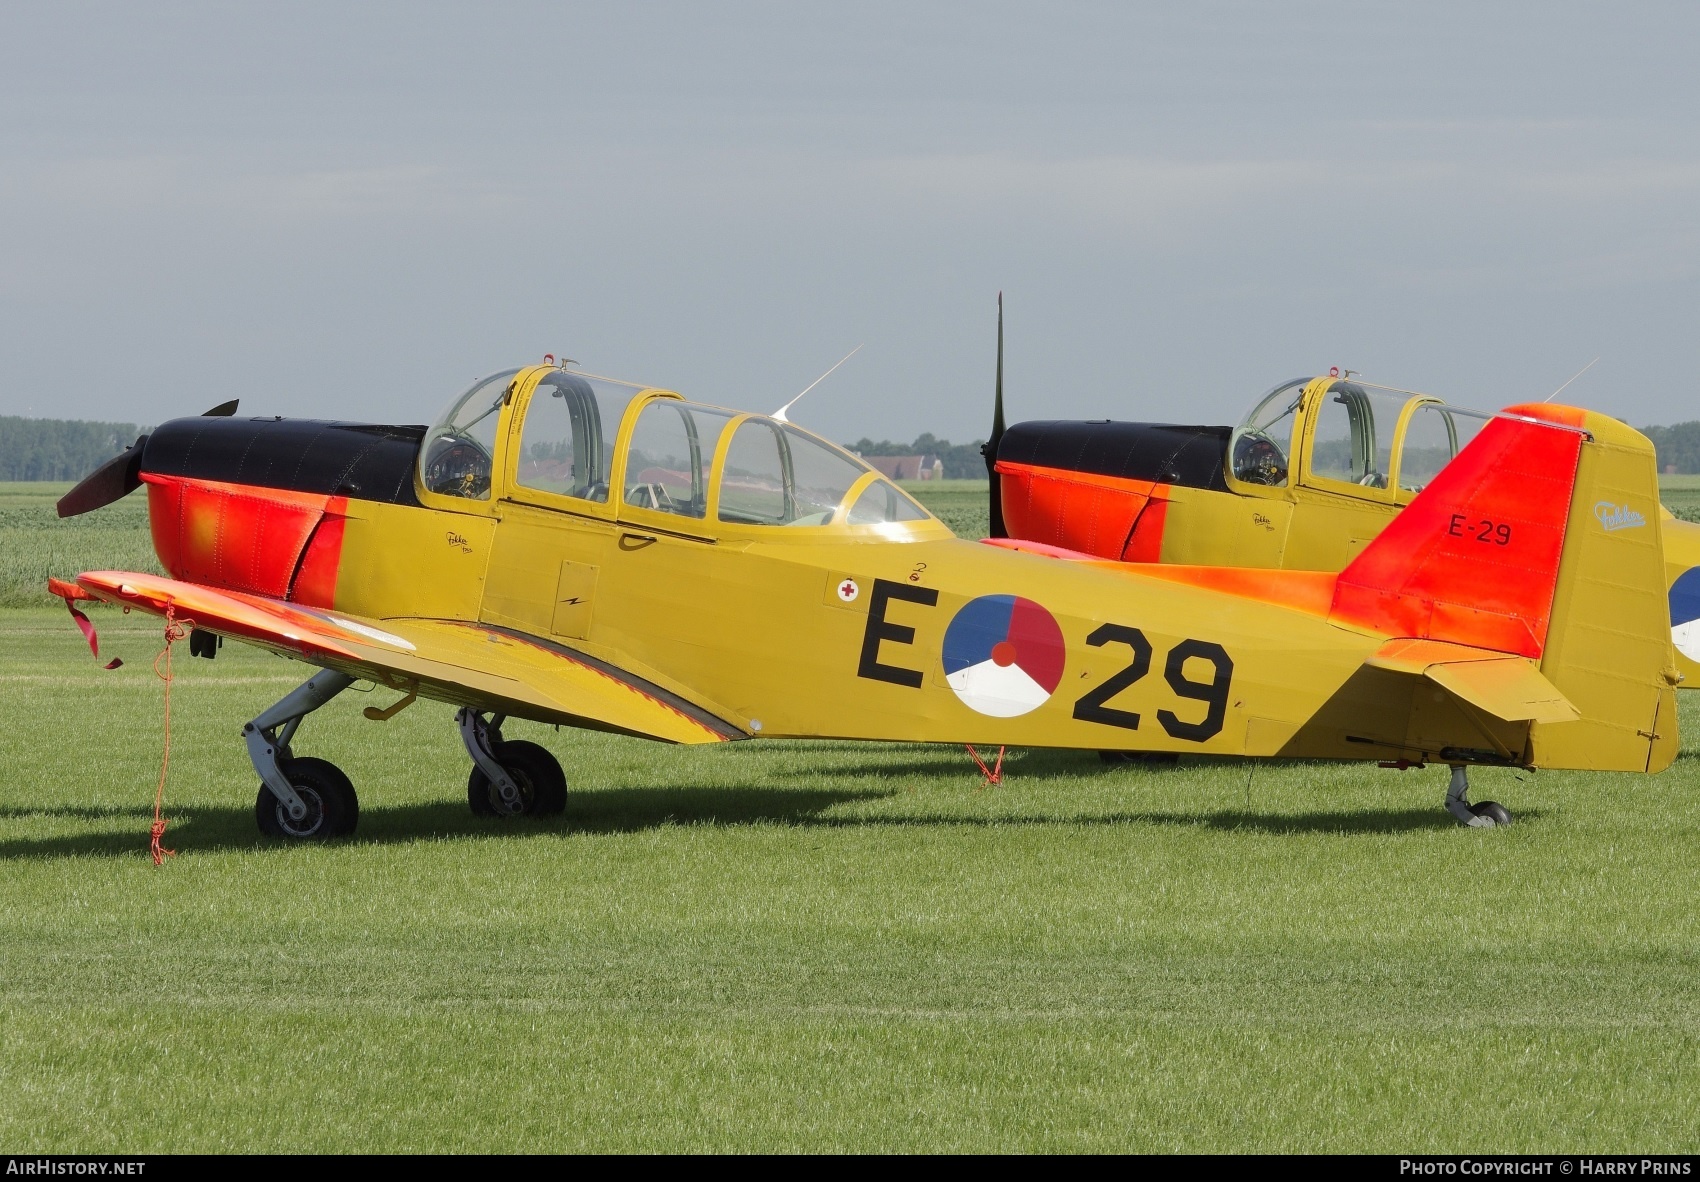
857,578,938,687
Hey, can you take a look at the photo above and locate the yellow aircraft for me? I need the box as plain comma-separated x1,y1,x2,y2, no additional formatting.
988,363,1700,688
51,361,1679,841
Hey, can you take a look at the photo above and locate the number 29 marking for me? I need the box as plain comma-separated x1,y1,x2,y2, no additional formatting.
1072,624,1234,742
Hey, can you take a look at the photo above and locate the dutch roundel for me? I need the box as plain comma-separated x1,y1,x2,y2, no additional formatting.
1670,568,1700,661
941,594,1066,717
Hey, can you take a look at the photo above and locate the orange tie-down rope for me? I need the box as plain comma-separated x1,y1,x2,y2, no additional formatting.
147,603,193,865
965,744,1005,787
46,578,178,862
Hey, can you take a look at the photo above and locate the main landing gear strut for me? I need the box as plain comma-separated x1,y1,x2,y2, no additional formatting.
245,669,359,839
1445,766,1513,828
457,707,567,818
243,675,570,841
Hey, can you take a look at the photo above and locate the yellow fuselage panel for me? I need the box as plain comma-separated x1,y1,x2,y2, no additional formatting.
320,493,1561,764
581,534,1371,751
1153,485,1395,572
333,499,494,624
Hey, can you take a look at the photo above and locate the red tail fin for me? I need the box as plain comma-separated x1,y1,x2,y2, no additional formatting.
1330,409,1586,658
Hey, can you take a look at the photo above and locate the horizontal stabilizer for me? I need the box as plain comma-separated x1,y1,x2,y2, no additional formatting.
1368,638,1578,723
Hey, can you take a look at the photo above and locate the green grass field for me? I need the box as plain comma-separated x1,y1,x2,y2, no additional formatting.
1,480,1697,1151
0,482,160,608
1657,476,1700,524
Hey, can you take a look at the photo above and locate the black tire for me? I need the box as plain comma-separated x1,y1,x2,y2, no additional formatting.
467,765,499,816
467,739,567,818
288,756,358,835
1471,800,1513,827
256,757,357,839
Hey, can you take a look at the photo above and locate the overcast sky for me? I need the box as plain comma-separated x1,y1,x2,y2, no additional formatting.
2,2,1697,442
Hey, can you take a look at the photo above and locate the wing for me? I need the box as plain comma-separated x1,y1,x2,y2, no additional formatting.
71,571,742,745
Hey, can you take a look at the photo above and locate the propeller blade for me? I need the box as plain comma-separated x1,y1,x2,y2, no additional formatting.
981,292,1007,538
57,400,229,518
56,436,148,518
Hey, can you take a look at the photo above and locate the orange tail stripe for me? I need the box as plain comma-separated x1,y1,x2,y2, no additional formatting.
1330,414,1584,657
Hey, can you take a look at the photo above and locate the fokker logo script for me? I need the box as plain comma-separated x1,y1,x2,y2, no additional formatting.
1594,502,1647,533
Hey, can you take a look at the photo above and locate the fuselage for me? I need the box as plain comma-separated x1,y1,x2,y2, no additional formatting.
135,417,1388,758
117,368,1678,774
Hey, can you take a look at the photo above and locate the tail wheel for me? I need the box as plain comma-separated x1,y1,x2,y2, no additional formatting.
1470,800,1513,827
467,740,567,818
256,757,358,839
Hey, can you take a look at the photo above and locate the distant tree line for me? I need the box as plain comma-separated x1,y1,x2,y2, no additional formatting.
854,424,1700,477
0,416,143,481
7,413,1700,481
845,433,988,479
1640,422,1700,474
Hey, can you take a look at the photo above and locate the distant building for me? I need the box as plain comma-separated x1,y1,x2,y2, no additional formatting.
864,454,943,481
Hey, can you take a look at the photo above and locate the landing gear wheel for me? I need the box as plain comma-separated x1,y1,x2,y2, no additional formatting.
467,740,567,818
256,757,358,839
287,757,358,835
1445,766,1509,829
1470,800,1513,827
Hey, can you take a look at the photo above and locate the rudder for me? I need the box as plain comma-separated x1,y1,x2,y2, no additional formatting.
1518,406,1680,772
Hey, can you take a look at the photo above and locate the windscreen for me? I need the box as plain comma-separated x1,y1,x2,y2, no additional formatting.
420,369,520,500
1230,379,1306,487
